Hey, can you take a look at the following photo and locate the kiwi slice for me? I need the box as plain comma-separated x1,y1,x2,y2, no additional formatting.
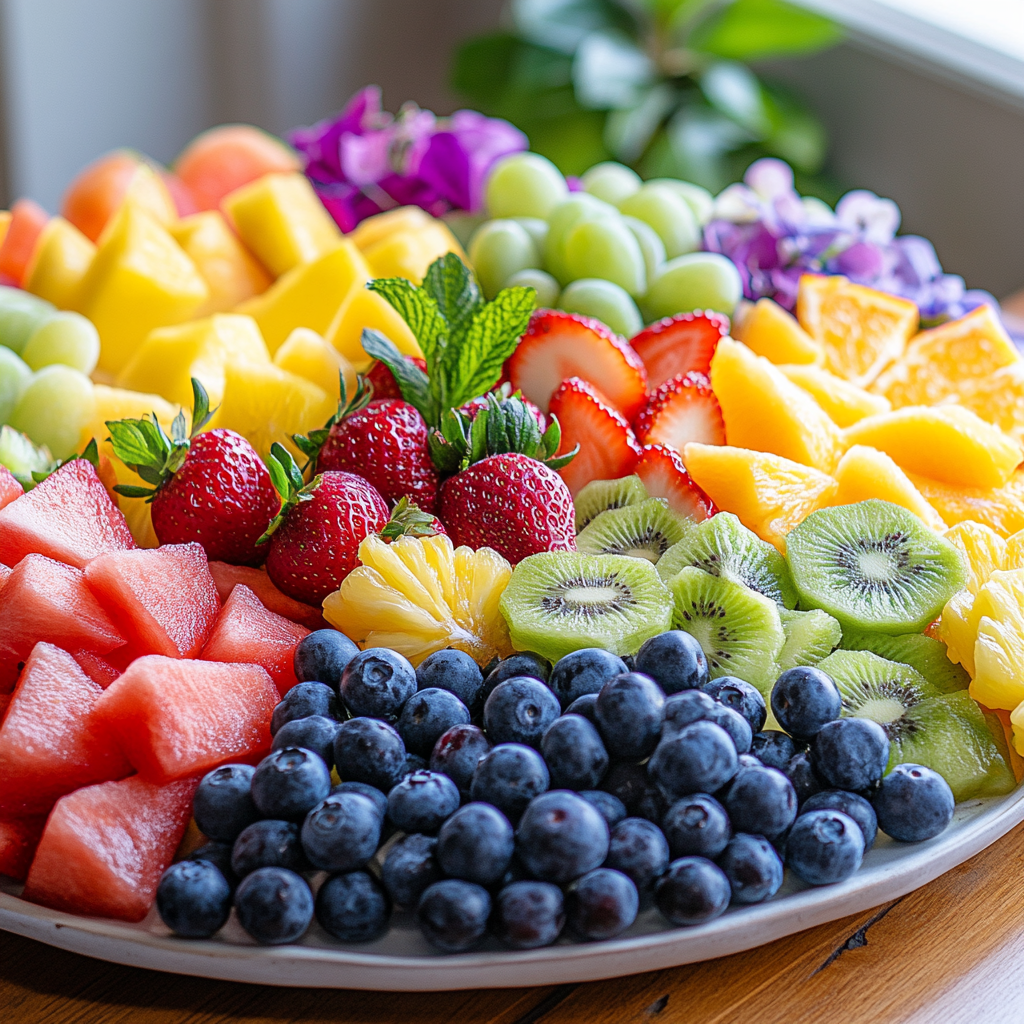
576,498,692,564
499,551,672,662
658,512,799,608
670,566,784,698
816,650,1014,801
786,500,967,635
778,608,842,672
841,630,969,694
574,475,649,532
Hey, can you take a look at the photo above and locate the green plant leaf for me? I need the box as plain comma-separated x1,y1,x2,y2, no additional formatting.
105,419,161,469
189,377,215,436
700,61,770,136
367,278,447,367
360,329,436,423
511,0,640,55
422,253,483,347
572,31,655,110
604,82,677,163
112,483,155,499
690,0,842,60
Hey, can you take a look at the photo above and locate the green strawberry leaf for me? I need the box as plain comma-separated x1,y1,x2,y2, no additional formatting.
366,278,447,368
378,496,441,540
113,484,156,499
485,393,542,458
30,436,101,485
259,443,319,544
422,253,483,347
189,377,216,437
361,329,437,423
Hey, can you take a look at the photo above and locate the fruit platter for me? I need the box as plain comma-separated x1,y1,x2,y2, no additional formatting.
3,91,1024,991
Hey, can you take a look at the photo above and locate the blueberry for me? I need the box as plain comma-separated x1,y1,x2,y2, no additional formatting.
415,649,484,710
485,651,551,688
192,764,259,843
382,833,441,908
578,790,627,829
234,867,313,945
565,868,638,940
702,703,753,754
293,629,359,691
483,676,560,749
662,794,731,859
751,730,798,771
156,860,232,938
436,802,515,885
872,763,954,842
404,752,428,776
802,790,878,851
785,749,826,807
398,687,471,757
301,792,381,872
662,689,717,739
599,760,665,823
595,672,665,759
565,692,599,726
315,870,391,942
251,747,332,821
416,879,492,952
515,791,610,884
722,765,797,841
707,677,767,733
634,630,709,694
786,810,865,885
648,722,738,802
470,743,549,822
548,648,628,710
386,770,460,835
340,648,416,722
186,842,238,891
429,723,491,795
330,779,388,819
494,881,565,949
717,833,784,904
231,820,306,878
812,717,890,792
655,857,731,926
541,714,609,790
737,753,762,770
272,715,339,769
604,817,670,903
333,717,407,792
770,666,841,741
271,681,341,736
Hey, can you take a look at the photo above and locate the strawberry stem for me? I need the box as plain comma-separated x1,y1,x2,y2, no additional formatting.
292,371,374,475
258,443,320,544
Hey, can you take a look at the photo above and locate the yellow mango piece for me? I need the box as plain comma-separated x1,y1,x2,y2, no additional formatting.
324,286,423,370
796,274,918,386
779,364,890,428
237,241,370,354
24,216,96,309
361,222,465,283
118,312,270,409
970,569,1024,710
734,297,822,365
910,470,1024,538
683,442,838,551
273,327,356,404
944,521,1007,594
349,206,434,251
78,204,209,376
121,163,178,229
222,171,341,278
845,405,1022,490
710,338,844,473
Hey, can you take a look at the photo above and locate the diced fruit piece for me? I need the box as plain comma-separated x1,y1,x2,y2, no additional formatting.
939,589,979,677
576,498,692,564
840,630,969,694
683,443,838,552
85,542,219,659
323,285,423,370
955,361,1024,448
24,216,96,309
734,297,822,365
796,274,918,386
779,364,890,428
634,371,725,451
969,569,1024,710
0,199,50,286
777,608,842,672
8,364,96,461
350,206,434,250
944,521,1006,594
574,474,649,532
0,466,22,510
73,649,122,689
0,643,131,814
635,444,716,522
207,562,326,630
359,220,465,283
366,356,427,401
0,815,46,881
629,311,729,390
23,774,199,922
273,327,357,404
0,286,55,355
95,655,278,783
910,470,1024,537
642,252,741,320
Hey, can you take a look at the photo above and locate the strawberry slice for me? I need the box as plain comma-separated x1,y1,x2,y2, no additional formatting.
630,311,730,391
549,377,643,496
636,444,717,521
508,310,648,422
635,372,725,451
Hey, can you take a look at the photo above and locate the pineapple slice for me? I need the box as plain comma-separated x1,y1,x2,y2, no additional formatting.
944,521,1007,594
971,569,1024,710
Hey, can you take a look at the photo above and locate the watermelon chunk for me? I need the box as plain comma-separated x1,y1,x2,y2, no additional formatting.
0,465,23,511
0,561,11,595
0,554,126,691
0,815,47,881
95,655,277,783
85,542,219,658
0,459,135,569
0,642,132,815
208,561,326,629
201,584,309,695
23,775,198,921
72,649,122,689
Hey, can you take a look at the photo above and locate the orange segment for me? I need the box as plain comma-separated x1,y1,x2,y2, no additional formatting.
910,470,1024,537
733,297,822,365
956,361,1024,447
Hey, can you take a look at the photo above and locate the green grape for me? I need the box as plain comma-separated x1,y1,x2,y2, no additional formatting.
0,346,32,423
621,215,666,285
0,287,56,355
9,364,96,460
485,152,569,220
0,424,52,488
645,179,715,226
619,185,700,258
506,269,560,308
564,217,646,297
512,217,549,256
22,311,100,375
581,162,642,206
545,194,618,285
643,253,743,320
559,279,643,338
468,220,540,300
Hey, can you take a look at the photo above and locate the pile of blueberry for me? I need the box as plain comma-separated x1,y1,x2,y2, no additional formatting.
156,630,956,952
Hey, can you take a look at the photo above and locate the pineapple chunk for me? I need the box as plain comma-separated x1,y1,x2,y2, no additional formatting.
24,217,96,310
944,521,1007,594
273,328,356,404
349,206,434,251
734,297,823,365
324,286,423,370
970,569,1024,710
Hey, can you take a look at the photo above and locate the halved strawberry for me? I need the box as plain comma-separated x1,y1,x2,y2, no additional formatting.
634,372,725,451
636,444,717,522
508,310,648,421
549,377,643,496
630,311,729,391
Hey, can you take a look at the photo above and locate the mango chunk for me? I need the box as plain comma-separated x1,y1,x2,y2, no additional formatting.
349,206,434,251
273,327,356,405
24,217,96,310
735,298,822,365
324,286,423,371
779,363,890,428
360,222,465,283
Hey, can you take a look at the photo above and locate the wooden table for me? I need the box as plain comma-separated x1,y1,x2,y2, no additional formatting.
3,821,1023,1024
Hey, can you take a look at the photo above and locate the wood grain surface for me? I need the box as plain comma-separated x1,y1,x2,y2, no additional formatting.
3,821,1023,1024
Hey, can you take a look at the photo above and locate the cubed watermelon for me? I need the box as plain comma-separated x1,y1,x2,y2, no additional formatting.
0,642,132,815
0,465,23,511
0,459,135,569
72,649,122,689
0,815,47,881
85,542,219,658
201,583,309,695
95,655,277,783
208,560,326,629
0,561,11,594
23,775,198,921
0,554,126,692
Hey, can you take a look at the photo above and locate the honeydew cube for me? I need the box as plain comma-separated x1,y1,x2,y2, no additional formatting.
24,217,96,310
324,286,422,371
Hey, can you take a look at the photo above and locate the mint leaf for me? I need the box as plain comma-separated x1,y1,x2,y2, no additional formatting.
367,278,447,368
422,253,482,345
361,329,437,423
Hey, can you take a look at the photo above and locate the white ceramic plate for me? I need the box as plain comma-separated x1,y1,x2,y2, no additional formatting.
2,784,1023,991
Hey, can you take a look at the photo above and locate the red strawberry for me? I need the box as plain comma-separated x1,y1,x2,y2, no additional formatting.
634,372,725,451
630,311,730,391
439,453,576,565
366,356,428,401
549,377,642,496
636,444,717,522
507,310,648,421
